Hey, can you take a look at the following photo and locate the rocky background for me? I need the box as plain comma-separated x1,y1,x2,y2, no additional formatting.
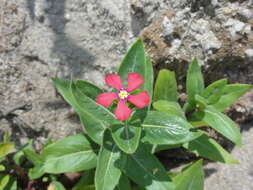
0,0,253,189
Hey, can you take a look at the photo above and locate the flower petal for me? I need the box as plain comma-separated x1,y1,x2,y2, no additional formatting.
126,73,143,92
115,100,132,120
96,93,118,107
105,74,123,90
127,91,150,108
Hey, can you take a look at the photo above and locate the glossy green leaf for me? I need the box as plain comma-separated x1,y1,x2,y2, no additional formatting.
202,106,242,145
29,165,45,180
75,80,103,100
213,84,252,111
49,181,66,190
174,160,204,190
118,39,146,87
3,131,9,143
14,140,33,166
120,144,175,190
152,144,182,154
95,130,124,190
0,174,10,189
4,176,17,190
153,100,185,119
24,147,48,179
142,111,202,145
194,95,207,110
72,170,95,190
0,142,15,158
0,165,5,171
52,78,116,144
75,185,95,190
114,174,131,190
143,56,154,107
202,79,227,104
24,149,44,166
26,134,98,179
154,69,178,102
72,82,117,144
41,134,97,174
186,58,204,111
183,134,239,164
111,119,142,154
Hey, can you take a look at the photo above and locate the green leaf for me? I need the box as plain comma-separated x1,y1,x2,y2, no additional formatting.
24,149,44,166
27,134,97,179
154,69,178,102
95,130,125,190
41,134,97,174
114,174,131,190
49,181,66,190
14,140,33,166
3,131,10,143
72,170,95,190
118,40,153,110
118,39,146,87
202,106,242,145
143,56,154,107
52,78,116,144
153,100,185,119
0,165,5,171
194,95,207,110
75,80,103,100
213,84,252,111
0,174,10,189
183,134,239,164
186,58,204,111
0,142,16,158
202,79,227,104
73,185,95,190
142,111,202,145
71,82,117,144
111,118,142,154
120,144,175,190
173,160,204,190
4,176,17,190
24,148,47,179
152,144,182,154
29,165,45,180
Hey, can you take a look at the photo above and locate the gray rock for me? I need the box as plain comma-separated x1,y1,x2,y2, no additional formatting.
204,125,253,190
245,49,253,60
191,19,221,51
245,49,253,56
238,7,253,20
162,16,175,40
224,18,247,40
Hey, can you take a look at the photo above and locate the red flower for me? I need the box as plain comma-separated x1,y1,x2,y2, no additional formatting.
96,73,150,121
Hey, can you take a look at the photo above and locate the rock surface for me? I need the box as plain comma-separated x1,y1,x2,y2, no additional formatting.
205,124,253,190
0,0,253,188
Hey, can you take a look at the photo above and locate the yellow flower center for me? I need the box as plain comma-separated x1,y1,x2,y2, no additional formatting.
118,90,129,99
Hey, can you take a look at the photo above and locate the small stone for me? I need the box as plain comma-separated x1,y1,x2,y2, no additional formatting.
248,0,253,7
245,49,253,58
65,13,71,21
211,0,219,7
162,16,174,39
169,39,181,54
238,8,253,20
195,32,221,51
191,19,221,51
224,18,245,40
224,9,233,15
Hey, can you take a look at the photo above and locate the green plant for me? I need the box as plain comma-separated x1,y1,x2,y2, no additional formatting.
4,40,251,189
